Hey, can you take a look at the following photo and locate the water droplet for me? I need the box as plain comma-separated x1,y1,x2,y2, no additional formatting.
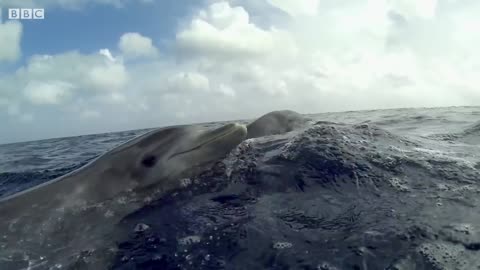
273,242,293,249
104,210,114,217
134,223,150,233
178,235,201,245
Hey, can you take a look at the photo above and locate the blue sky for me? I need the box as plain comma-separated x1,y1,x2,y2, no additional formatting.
3,0,201,62
0,0,479,144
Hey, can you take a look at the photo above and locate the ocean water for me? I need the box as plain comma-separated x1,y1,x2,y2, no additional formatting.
1,106,480,269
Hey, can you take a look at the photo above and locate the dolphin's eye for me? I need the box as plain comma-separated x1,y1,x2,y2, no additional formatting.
141,155,157,168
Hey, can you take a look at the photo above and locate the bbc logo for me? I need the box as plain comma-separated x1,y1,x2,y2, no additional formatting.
8,8,45,20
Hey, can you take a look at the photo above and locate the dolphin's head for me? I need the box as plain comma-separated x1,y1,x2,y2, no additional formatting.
123,123,247,191
0,123,247,221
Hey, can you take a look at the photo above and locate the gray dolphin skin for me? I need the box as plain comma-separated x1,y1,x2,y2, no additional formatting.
0,123,247,269
0,111,306,269
246,110,310,139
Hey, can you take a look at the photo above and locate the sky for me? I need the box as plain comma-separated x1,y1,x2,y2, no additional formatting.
0,0,479,144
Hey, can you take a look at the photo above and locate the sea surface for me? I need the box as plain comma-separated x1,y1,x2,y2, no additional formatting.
1,106,480,269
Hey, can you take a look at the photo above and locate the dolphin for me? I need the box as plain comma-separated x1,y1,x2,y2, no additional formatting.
246,110,311,139
0,123,247,269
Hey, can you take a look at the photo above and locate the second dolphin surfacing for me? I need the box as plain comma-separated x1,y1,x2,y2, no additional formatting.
0,123,247,269
247,110,310,139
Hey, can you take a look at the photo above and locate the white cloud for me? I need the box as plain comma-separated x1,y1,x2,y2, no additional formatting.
163,0,480,114
0,21,22,62
23,80,74,105
266,0,320,16
176,1,297,60
216,84,236,97
80,109,100,119
99,48,116,62
167,72,210,92
4,102,34,123
389,0,438,19
0,0,149,9
118,32,159,59
0,49,130,123
12,49,129,93
88,63,129,91
2,0,480,143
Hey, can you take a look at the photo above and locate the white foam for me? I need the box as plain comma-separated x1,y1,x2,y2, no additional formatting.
178,235,202,245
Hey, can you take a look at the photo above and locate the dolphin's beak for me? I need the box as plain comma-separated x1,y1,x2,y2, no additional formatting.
214,123,247,138
168,123,247,160
197,123,247,148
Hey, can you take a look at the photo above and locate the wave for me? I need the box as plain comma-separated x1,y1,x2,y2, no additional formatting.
463,121,480,136
0,161,90,199
429,120,480,144
2,107,480,269
113,122,480,269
